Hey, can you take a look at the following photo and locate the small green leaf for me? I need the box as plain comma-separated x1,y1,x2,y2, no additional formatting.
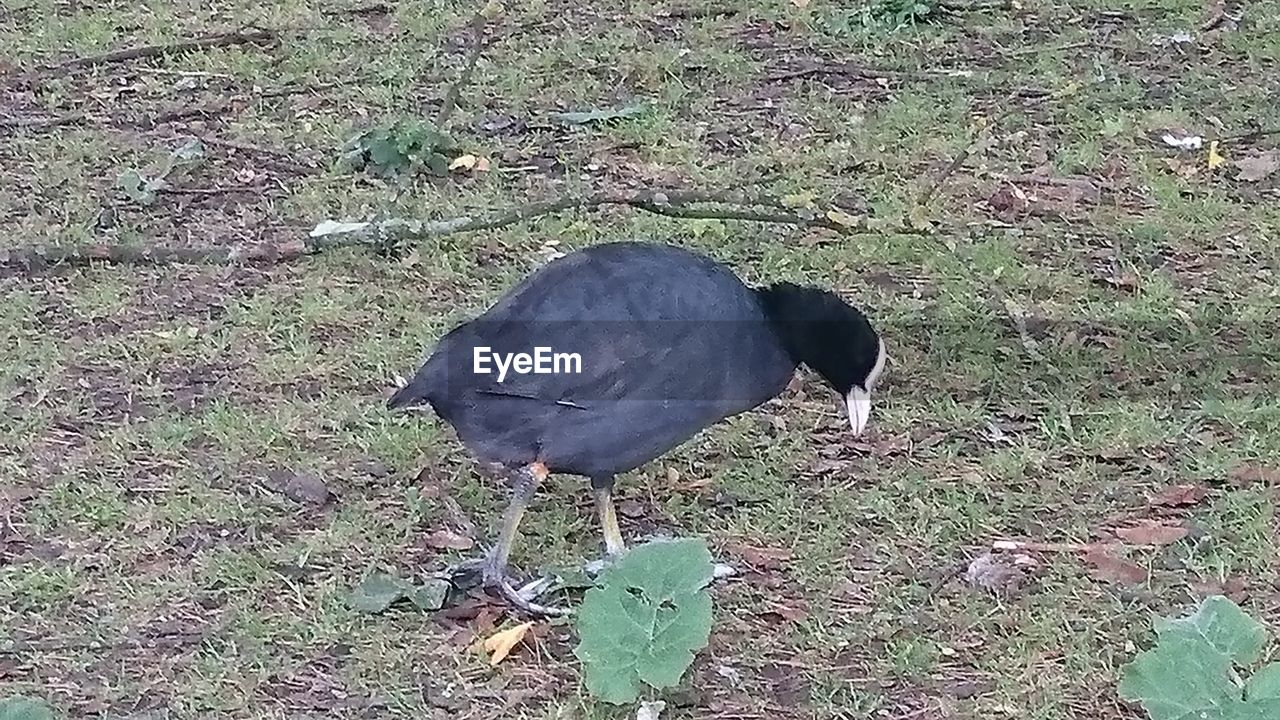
1154,595,1266,666
350,571,408,613
574,538,714,705
342,118,458,177
0,696,55,720
118,168,163,205
408,579,450,611
549,104,646,126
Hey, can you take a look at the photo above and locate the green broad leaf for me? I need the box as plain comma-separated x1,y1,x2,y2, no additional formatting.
1119,595,1280,720
1154,595,1267,666
1118,636,1241,720
549,103,646,126
0,696,55,720
350,571,408,613
574,538,714,705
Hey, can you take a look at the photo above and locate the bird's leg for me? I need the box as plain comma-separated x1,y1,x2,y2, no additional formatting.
583,476,626,577
594,484,627,558
478,462,568,617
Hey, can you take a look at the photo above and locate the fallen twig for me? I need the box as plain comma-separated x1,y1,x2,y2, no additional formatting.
434,8,495,130
41,26,277,76
991,539,1103,553
0,111,87,132
1,186,893,272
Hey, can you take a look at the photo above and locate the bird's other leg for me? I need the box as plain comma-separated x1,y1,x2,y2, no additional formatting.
582,475,626,577
592,475,627,558
480,461,566,616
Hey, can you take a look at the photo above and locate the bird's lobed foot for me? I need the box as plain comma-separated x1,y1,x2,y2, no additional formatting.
448,554,569,617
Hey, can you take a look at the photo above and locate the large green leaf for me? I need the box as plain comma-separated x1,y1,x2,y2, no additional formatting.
1119,595,1279,720
573,538,714,705
1153,596,1266,666
0,696,55,720
1118,636,1241,720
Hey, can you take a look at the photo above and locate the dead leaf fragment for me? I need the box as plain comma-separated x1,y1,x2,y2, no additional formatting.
1207,140,1226,169
1151,483,1208,507
424,529,474,550
1113,520,1189,546
791,0,811,7
448,154,489,172
735,544,792,571
637,700,667,720
1083,547,1147,586
1233,150,1280,182
482,621,534,665
1227,463,1280,488
1161,132,1204,150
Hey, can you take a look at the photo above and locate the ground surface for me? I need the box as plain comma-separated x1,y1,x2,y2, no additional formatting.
2,0,1279,718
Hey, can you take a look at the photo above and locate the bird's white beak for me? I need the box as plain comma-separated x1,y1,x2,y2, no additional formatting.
845,386,871,435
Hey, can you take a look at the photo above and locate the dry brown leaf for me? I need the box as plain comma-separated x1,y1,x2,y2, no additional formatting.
735,544,793,571
424,529,474,550
1227,462,1280,488
1190,576,1249,603
759,599,809,623
1151,483,1208,507
1233,150,1279,182
1083,547,1147,586
1113,520,1189,546
481,621,534,665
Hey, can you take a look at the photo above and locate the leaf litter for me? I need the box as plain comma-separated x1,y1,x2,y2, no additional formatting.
481,621,535,665
1113,520,1190,546
1151,483,1209,508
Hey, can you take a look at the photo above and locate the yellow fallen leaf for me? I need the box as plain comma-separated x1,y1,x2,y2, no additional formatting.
482,621,534,665
825,209,861,228
1207,140,1225,170
782,191,817,209
449,154,478,171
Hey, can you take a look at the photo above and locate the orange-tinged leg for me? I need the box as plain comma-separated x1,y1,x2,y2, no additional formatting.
479,462,566,616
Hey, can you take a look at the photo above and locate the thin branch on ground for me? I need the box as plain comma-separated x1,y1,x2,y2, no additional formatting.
0,111,87,131
434,9,495,130
39,26,277,76
1,186,900,272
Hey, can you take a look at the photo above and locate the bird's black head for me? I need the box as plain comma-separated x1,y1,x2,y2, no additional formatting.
756,281,886,434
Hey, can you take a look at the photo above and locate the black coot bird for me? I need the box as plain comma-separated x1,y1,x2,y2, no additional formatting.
389,241,886,614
